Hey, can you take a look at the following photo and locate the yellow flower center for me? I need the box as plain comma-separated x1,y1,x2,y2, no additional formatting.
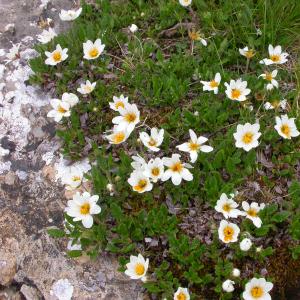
188,30,200,41
72,176,81,182
223,226,234,242
265,72,273,81
231,89,242,99
281,124,291,137
80,203,90,215
171,162,183,173
134,179,148,192
53,51,62,62
270,54,280,62
113,132,125,144
84,86,93,93
135,263,145,276
148,138,157,147
124,113,137,123
57,105,67,113
222,203,232,212
177,292,187,300
115,101,125,109
189,142,200,151
245,49,255,59
251,286,264,298
151,167,160,176
210,80,219,88
89,47,99,58
247,208,257,217
242,132,254,144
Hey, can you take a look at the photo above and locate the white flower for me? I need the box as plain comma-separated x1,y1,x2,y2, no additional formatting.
215,193,241,219
6,43,20,62
131,155,147,171
45,44,68,66
274,114,300,139
47,99,71,122
77,80,96,94
125,254,149,282
239,46,255,59
174,287,190,300
161,154,193,185
128,171,153,193
264,99,287,111
139,128,164,152
256,28,262,36
61,167,86,190
112,103,140,133
50,279,74,300
200,73,221,94
243,278,273,300
240,238,253,251
129,24,138,33
232,268,241,277
83,39,105,60
65,192,101,228
67,239,82,251
179,0,192,7
222,279,235,292
260,44,288,65
109,94,129,111
143,158,164,183
61,92,79,107
176,129,213,163
188,29,207,46
105,126,130,144
242,201,265,228
233,123,261,152
37,28,57,44
225,79,251,101
59,7,82,21
259,70,278,90
218,220,240,244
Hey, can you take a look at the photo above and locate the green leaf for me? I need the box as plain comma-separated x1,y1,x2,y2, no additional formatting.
47,228,65,238
67,250,82,258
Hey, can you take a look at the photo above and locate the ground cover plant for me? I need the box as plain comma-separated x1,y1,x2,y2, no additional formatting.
29,0,300,299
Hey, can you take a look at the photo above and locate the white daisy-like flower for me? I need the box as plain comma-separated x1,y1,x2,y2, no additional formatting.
200,73,221,94
215,193,241,219
239,46,255,59
128,171,153,193
129,24,138,33
259,70,278,90
174,287,190,300
83,39,105,60
260,44,288,65
179,0,192,7
143,158,164,183
139,128,164,152
222,279,235,292
50,279,74,300
225,79,251,101
242,201,265,228
105,126,130,144
240,238,253,251
176,129,213,163
264,99,287,111
67,239,82,251
59,7,82,21
109,94,129,111
61,92,79,107
243,278,273,300
274,114,300,139
77,80,96,95
61,167,86,190
218,220,240,244
45,44,68,66
233,123,261,152
161,154,193,185
125,254,149,282
131,155,147,171
112,103,140,134
47,99,71,122
65,192,101,228
37,28,57,44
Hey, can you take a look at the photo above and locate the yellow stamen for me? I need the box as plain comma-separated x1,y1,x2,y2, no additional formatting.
171,162,183,173
222,203,232,212
124,113,137,123
250,286,264,298
281,124,291,137
223,226,234,242
148,138,157,147
89,47,99,58
115,101,125,109
151,167,160,176
80,203,90,215
245,50,255,59
177,292,187,300
265,72,273,81
57,105,67,113
135,263,145,276
231,89,242,99
188,29,201,41
247,208,257,217
72,176,81,182
134,179,147,192
270,54,280,62
189,142,200,151
242,132,254,144
52,51,62,62
210,80,219,88
112,132,125,144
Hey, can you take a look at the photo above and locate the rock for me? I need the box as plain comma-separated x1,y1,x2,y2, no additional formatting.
0,251,17,286
20,284,43,300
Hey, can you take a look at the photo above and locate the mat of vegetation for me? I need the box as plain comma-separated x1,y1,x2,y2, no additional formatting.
29,0,300,299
